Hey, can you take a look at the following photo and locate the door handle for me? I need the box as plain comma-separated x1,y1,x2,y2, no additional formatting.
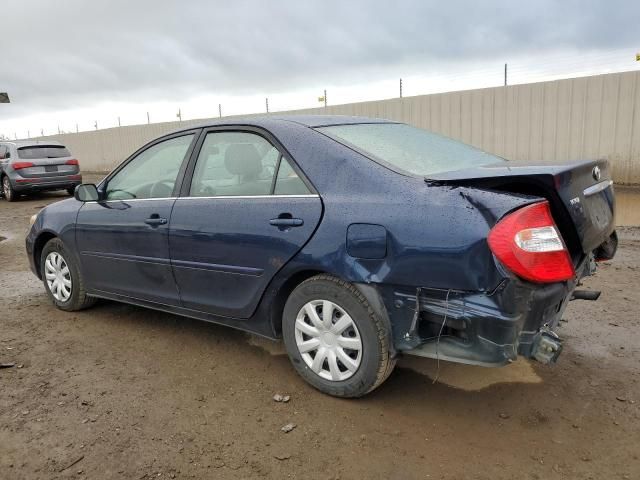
269,215,304,229
145,215,168,226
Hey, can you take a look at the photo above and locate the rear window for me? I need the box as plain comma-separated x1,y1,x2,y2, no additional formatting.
317,123,505,177
17,145,71,159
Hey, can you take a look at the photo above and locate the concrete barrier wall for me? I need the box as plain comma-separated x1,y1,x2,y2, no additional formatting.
34,70,640,184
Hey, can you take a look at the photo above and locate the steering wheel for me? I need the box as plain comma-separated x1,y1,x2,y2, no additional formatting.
149,180,174,198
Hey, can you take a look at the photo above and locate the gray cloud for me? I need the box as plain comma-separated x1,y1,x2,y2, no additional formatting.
2,0,638,115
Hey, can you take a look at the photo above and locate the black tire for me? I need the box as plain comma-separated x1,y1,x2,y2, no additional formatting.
66,186,76,196
282,274,396,398
2,176,17,202
40,238,96,311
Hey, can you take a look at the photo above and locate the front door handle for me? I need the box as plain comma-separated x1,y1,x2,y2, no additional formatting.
145,215,168,227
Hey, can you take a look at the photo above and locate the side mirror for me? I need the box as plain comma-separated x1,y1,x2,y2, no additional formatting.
74,184,99,202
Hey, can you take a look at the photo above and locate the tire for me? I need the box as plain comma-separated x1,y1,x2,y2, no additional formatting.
66,187,76,196
2,176,17,202
40,238,96,311
282,274,396,398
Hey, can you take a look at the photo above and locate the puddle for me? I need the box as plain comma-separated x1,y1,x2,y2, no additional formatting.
399,356,542,391
615,186,640,226
248,334,541,391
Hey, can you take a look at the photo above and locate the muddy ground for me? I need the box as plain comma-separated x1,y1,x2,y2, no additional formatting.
1,179,639,480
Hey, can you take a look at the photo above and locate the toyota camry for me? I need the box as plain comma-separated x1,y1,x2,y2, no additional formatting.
26,116,617,397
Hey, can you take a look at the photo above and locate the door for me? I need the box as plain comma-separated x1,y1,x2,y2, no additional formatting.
169,130,322,318
76,132,197,304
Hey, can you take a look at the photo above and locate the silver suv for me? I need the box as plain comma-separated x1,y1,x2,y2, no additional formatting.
0,140,82,201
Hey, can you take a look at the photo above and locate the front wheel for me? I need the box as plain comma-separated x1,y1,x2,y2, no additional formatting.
282,275,396,397
41,238,96,311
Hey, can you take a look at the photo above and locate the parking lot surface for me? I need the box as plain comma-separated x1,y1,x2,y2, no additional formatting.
1,181,639,479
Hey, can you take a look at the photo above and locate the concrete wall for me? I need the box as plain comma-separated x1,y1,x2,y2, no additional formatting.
34,70,640,184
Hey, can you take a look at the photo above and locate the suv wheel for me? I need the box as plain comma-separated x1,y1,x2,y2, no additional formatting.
41,238,96,311
282,275,396,397
2,176,16,202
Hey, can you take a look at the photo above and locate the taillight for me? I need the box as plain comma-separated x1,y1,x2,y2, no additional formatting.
65,159,79,165
12,162,35,170
488,201,575,283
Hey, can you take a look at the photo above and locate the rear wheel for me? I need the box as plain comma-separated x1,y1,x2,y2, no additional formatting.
41,238,96,311
282,275,395,397
66,186,76,196
2,176,17,202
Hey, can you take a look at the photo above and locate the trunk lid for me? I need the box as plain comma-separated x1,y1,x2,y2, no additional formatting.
429,159,615,256
15,144,78,177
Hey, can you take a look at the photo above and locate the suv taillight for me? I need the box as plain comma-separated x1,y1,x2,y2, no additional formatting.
12,162,35,170
65,159,79,165
488,201,575,283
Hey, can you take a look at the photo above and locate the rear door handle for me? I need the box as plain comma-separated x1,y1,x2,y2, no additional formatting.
269,218,304,227
145,216,168,226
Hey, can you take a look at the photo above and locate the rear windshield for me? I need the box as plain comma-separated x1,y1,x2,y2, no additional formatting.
317,123,505,177
17,145,71,159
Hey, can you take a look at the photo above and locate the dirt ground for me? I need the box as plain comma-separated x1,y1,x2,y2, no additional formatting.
1,180,639,480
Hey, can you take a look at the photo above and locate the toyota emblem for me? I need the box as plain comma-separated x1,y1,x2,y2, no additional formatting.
592,166,601,181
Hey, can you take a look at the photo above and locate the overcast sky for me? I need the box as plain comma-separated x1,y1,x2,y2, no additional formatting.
1,0,639,138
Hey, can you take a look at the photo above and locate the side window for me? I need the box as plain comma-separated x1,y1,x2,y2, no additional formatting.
274,157,311,195
105,134,194,200
0,146,6,159
5,147,9,159
190,132,279,197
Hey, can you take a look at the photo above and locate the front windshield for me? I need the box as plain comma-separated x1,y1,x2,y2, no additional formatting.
317,123,506,177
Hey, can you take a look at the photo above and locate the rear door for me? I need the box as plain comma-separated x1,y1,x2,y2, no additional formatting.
168,128,322,318
76,131,198,304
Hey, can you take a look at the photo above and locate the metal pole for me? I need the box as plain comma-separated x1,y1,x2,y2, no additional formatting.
94,121,98,130
57,125,60,134
504,63,508,86
41,129,44,136
147,112,150,124
324,89,327,108
27,130,30,138
76,124,79,133
400,78,403,98
219,104,222,118
118,116,121,127
266,98,269,113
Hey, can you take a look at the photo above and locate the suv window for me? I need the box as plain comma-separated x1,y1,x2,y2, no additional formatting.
17,145,71,159
105,134,194,200
0,146,7,159
190,132,279,197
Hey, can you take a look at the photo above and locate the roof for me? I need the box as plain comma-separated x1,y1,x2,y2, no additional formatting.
0,140,64,148
166,114,396,136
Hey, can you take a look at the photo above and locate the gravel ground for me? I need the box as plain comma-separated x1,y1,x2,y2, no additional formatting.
1,180,639,480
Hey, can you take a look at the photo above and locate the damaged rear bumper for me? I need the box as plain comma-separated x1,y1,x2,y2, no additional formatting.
378,276,577,367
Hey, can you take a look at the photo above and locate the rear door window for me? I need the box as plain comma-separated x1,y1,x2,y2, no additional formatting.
274,157,311,195
189,132,279,197
17,145,71,159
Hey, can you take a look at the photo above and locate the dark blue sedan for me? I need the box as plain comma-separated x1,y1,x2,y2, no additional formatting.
26,116,617,397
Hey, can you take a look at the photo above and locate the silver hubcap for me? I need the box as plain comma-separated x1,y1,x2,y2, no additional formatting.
3,178,9,196
295,300,362,381
44,252,72,302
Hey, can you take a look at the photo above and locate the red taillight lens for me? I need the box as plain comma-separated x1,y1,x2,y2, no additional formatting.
12,161,35,170
65,159,79,165
488,201,575,283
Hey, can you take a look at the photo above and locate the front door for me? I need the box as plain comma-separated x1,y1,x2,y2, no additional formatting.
76,132,197,305
168,130,322,318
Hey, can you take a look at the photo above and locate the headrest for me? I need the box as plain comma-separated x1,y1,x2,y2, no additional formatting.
224,144,262,177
